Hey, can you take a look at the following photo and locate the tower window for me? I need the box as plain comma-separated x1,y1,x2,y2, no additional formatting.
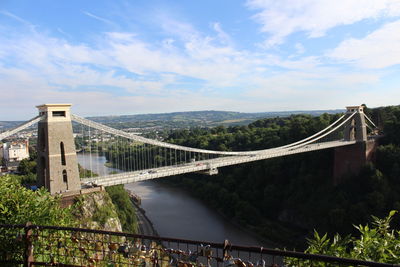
62,170,68,190
52,111,66,117
60,142,66,165
62,170,68,182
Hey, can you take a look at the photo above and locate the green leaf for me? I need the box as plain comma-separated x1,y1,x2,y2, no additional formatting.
389,210,397,218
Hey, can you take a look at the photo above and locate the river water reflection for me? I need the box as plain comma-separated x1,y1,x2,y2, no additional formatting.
78,153,267,246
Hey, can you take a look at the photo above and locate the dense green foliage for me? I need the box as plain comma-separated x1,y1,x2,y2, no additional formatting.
17,158,36,175
97,105,400,249
0,175,73,225
0,175,75,263
91,200,117,226
163,105,400,248
16,159,37,185
287,211,400,265
106,185,138,233
105,113,344,245
167,113,342,151
15,147,38,185
163,114,343,246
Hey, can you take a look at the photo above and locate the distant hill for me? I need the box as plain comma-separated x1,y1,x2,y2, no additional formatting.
0,109,345,131
88,109,344,129
0,121,22,131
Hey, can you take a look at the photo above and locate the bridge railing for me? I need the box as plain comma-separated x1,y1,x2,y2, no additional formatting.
0,224,394,267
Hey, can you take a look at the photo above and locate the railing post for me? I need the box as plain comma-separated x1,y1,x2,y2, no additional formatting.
24,222,34,267
223,239,231,260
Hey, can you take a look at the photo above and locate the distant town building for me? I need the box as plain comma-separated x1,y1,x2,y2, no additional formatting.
1,140,30,162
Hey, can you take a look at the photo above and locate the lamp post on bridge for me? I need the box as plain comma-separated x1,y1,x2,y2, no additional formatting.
36,104,81,195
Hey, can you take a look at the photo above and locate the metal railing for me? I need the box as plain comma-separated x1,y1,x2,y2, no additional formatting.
0,223,397,267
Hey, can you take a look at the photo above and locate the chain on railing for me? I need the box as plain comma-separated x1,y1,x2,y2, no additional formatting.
0,224,396,267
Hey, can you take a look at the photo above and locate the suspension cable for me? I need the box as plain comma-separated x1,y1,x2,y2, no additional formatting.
364,114,377,128
287,112,356,150
0,115,43,141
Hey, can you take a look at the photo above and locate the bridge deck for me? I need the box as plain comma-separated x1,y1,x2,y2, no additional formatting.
82,140,356,187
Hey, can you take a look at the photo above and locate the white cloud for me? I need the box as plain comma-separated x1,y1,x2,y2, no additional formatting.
0,66,254,119
103,29,255,87
0,10,34,27
159,17,199,41
244,68,384,111
82,11,115,26
294,43,305,55
57,28,72,39
0,23,261,117
1,9,398,120
0,9,338,99
212,22,232,45
328,20,400,68
246,0,400,47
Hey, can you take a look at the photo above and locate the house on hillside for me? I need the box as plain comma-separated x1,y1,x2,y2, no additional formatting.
2,140,29,162
0,140,30,172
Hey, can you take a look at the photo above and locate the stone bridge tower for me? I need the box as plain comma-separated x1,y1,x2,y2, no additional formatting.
333,105,377,184
344,106,367,142
36,104,80,194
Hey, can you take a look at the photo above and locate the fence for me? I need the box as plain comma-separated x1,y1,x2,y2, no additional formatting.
0,223,397,267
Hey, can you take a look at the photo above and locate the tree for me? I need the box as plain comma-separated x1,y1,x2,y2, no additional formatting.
17,158,36,175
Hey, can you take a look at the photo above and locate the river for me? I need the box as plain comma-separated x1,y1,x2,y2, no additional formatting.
78,153,267,247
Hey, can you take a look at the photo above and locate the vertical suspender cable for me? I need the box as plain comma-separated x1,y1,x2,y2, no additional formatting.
123,138,126,171
175,149,177,166
96,129,99,177
88,123,92,178
81,124,85,178
143,143,146,170
129,140,132,172
164,147,167,167
169,148,172,166
140,143,143,170
134,142,136,171
115,136,118,171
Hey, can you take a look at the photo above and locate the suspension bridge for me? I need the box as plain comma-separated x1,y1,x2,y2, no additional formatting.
0,104,378,195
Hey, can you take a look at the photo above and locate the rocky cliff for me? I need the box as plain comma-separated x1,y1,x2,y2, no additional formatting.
72,190,122,232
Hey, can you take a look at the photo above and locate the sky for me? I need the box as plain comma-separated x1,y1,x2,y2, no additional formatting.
1,0,400,120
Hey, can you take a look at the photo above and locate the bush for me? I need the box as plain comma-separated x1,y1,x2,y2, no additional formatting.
0,175,74,262
0,175,73,225
286,211,400,265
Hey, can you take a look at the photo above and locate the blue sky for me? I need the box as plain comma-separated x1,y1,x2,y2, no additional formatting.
1,0,400,120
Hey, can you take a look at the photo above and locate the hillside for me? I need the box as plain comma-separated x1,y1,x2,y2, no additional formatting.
0,121,21,130
102,105,400,248
87,109,344,129
1,109,344,131
160,105,400,248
